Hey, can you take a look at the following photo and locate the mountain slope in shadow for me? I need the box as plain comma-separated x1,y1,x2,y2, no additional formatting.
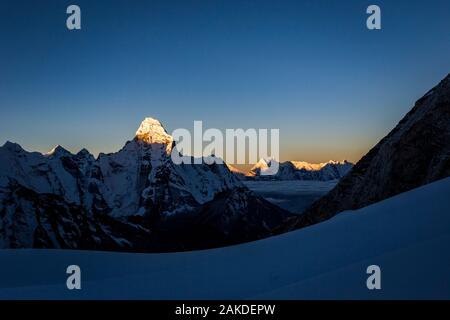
282,73,450,231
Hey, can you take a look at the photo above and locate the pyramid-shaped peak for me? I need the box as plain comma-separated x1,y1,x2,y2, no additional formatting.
247,158,278,175
135,117,173,146
76,148,94,160
45,145,71,157
254,157,277,167
2,141,24,153
138,117,163,129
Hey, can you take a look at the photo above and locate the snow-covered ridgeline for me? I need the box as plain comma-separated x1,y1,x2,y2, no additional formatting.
0,118,292,251
247,158,353,181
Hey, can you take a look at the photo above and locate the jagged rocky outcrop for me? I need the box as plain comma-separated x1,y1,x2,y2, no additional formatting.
247,158,353,181
282,73,450,231
0,118,293,252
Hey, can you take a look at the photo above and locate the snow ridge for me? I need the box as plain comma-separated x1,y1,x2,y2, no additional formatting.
248,159,353,181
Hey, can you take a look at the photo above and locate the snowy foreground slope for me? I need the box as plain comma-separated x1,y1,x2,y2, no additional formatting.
0,177,449,299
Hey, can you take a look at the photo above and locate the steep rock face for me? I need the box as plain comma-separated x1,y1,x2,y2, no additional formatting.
140,187,293,252
0,118,293,252
283,73,450,231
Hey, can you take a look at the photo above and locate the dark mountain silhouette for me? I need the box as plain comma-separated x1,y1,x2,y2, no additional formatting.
282,73,450,232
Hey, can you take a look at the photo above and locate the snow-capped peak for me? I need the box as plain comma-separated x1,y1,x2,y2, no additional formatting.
326,160,349,165
135,117,173,147
291,160,350,170
246,158,279,176
290,161,324,171
44,145,71,157
2,141,23,152
247,158,353,180
253,158,277,169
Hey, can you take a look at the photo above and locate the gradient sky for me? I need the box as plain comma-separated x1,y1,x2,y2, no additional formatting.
1,0,449,164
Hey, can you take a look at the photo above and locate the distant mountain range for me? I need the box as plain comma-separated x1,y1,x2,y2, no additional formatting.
245,158,353,181
281,73,450,232
0,118,293,252
2,73,449,253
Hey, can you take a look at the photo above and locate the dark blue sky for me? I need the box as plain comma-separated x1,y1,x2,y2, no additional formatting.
1,0,449,162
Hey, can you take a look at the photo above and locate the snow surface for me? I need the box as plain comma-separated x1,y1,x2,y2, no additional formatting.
0,177,449,299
